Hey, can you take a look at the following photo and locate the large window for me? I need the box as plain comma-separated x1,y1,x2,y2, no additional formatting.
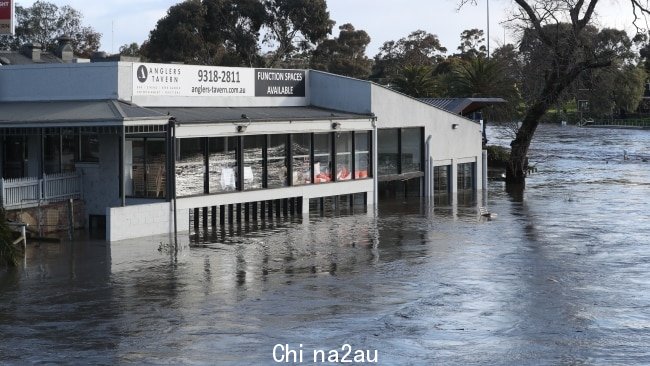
267,134,288,188
401,128,422,172
79,133,99,163
292,133,311,186
176,138,205,197
44,134,61,174
335,132,352,181
378,129,399,175
127,138,166,198
354,131,371,179
313,133,332,184
209,137,238,193
243,135,264,190
457,162,475,191
434,165,450,194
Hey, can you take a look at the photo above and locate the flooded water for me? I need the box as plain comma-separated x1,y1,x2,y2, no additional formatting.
2,124,650,365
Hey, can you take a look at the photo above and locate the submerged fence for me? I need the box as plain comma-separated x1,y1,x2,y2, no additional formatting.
0,172,82,209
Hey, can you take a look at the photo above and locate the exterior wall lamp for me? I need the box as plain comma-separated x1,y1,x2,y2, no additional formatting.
452,124,459,130
237,125,247,133
332,122,341,130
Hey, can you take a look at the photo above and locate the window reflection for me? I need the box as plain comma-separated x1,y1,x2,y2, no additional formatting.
354,131,370,179
126,137,166,198
292,133,311,186
243,135,264,190
378,129,398,175
209,137,238,193
267,134,288,188
313,133,332,184
457,162,475,190
176,138,205,197
401,128,421,172
335,132,352,181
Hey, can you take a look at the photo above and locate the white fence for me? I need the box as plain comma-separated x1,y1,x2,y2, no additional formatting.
0,172,82,209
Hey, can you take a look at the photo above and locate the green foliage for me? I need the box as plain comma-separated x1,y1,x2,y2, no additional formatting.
310,23,372,79
263,0,334,67
0,0,101,58
391,65,437,98
119,42,142,58
0,209,19,268
486,145,510,168
456,28,487,60
371,30,447,83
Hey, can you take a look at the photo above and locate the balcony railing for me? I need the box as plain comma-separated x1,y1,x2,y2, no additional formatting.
0,172,82,209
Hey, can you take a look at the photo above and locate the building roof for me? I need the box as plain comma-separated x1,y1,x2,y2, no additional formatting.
0,100,169,127
419,97,507,115
149,106,371,124
0,50,65,66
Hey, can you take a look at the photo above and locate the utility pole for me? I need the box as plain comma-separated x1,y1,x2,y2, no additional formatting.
487,0,490,58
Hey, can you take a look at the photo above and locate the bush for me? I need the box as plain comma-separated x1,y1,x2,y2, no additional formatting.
0,209,19,268
486,145,510,168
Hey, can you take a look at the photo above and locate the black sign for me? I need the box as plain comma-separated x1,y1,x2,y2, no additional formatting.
136,65,148,83
255,69,305,97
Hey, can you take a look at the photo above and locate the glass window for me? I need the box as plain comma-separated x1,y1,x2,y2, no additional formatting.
313,133,332,184
79,133,99,163
291,133,311,186
267,134,288,188
434,165,450,193
457,162,475,191
44,134,61,174
354,131,371,179
126,138,167,198
401,128,422,172
209,137,238,193
146,139,166,198
176,138,205,197
61,131,76,172
335,132,352,181
378,129,398,175
243,135,264,190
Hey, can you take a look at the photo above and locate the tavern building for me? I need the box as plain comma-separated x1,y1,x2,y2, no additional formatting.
0,57,485,241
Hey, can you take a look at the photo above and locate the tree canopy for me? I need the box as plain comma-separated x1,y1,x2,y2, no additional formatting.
0,0,100,58
310,23,372,79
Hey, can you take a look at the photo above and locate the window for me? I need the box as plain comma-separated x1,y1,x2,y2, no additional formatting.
313,133,332,184
378,129,399,175
457,162,475,191
434,165,450,194
127,137,166,198
335,132,352,181
354,131,371,179
291,133,311,186
44,134,61,174
243,135,264,190
401,128,421,173
176,138,205,197
209,137,238,193
267,134,288,188
79,133,99,163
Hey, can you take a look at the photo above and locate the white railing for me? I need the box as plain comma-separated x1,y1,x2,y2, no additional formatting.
1,172,82,209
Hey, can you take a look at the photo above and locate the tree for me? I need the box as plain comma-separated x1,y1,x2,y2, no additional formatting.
456,28,487,59
310,23,372,79
144,0,265,66
372,30,447,83
0,209,19,268
460,0,646,184
390,65,437,98
119,42,142,57
0,1,100,58
262,0,334,67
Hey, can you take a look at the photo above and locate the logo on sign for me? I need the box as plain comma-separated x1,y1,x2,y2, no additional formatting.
137,65,148,83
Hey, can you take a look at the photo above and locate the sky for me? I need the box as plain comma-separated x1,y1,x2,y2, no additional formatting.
13,0,640,56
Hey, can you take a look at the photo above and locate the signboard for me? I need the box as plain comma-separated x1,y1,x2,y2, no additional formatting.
133,63,306,98
0,0,14,35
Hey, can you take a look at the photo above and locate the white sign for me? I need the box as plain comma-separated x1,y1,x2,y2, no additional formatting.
133,63,307,99
133,63,255,97
0,0,14,35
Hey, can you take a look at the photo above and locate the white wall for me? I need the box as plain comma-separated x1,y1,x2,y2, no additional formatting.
0,63,119,102
107,202,189,242
309,70,372,114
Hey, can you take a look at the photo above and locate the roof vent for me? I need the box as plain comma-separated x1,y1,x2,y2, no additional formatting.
21,43,42,62
56,36,74,62
0,56,11,65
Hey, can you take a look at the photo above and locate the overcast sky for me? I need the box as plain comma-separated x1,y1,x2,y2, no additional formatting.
14,0,639,56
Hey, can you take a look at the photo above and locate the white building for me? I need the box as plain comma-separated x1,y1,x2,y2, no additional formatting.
0,61,484,241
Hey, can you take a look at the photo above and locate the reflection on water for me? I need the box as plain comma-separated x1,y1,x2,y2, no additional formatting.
2,125,650,364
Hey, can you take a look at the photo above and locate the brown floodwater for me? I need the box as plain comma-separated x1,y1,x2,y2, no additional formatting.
1,124,650,365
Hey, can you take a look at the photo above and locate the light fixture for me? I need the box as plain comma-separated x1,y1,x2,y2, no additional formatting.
452,124,459,130
331,122,341,130
237,125,247,133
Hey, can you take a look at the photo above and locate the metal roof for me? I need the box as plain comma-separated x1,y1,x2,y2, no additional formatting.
0,100,168,127
419,97,507,115
0,50,66,66
150,106,371,124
